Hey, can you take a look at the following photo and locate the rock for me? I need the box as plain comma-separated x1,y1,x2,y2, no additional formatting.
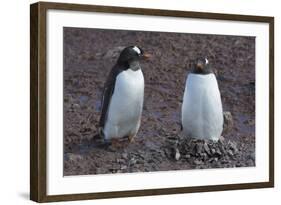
175,148,181,161
219,143,226,154
72,103,80,109
228,141,239,153
134,152,145,160
223,111,234,134
121,153,128,159
158,149,166,158
66,153,83,162
203,143,211,155
164,147,173,158
246,159,255,166
184,154,191,159
189,143,197,155
211,148,216,155
194,159,203,165
195,143,204,154
220,159,228,164
227,149,234,156
201,153,208,160
116,158,125,164
167,136,178,144
209,157,218,163
129,157,137,165
120,165,127,170
109,165,119,172
244,119,255,126
215,148,222,157
93,52,103,59
167,135,178,140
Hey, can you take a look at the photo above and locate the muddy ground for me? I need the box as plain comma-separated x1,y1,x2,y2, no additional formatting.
63,27,255,176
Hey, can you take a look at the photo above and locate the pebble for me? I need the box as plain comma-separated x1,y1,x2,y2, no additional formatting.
228,141,239,153
211,148,216,155
116,158,125,164
175,148,181,161
184,154,191,159
121,153,128,159
223,111,234,134
66,153,83,162
129,157,137,165
203,143,211,155
194,159,203,165
195,143,204,153
246,159,255,166
121,165,127,170
227,150,234,156
72,103,80,109
215,149,222,156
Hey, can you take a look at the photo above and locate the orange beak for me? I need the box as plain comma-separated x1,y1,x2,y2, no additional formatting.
196,63,204,70
142,53,152,60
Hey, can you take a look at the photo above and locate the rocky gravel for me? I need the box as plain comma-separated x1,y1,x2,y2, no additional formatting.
164,135,255,169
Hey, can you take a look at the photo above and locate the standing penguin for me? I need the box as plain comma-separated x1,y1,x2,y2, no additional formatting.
99,46,150,147
181,57,223,141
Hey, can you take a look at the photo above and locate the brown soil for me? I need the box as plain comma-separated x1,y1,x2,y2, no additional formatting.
63,27,255,176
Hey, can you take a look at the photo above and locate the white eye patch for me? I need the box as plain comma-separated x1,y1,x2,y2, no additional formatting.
205,58,209,64
132,46,141,55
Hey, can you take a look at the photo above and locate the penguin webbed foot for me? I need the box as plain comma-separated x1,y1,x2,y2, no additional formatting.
128,135,135,143
91,132,112,149
107,138,125,152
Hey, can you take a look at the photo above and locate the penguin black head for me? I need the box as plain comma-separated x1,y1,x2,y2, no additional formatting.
117,46,151,69
191,57,212,74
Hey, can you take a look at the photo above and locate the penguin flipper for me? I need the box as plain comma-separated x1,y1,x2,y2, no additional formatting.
99,65,122,130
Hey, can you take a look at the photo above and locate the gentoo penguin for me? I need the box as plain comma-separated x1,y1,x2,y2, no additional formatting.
99,46,150,147
181,57,223,141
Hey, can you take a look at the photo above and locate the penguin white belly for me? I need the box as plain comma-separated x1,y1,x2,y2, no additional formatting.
104,69,144,140
181,73,223,141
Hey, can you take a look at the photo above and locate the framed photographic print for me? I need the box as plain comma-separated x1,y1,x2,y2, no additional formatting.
30,1,274,202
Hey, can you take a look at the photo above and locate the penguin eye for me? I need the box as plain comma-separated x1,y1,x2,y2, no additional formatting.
205,58,209,64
